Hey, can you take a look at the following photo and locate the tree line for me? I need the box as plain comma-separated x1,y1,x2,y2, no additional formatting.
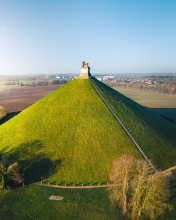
106,82,176,95
0,79,68,87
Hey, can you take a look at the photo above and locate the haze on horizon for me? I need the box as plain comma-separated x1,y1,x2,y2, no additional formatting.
0,0,176,75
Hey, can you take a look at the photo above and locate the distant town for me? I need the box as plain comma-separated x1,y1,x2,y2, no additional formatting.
95,73,176,95
0,72,176,95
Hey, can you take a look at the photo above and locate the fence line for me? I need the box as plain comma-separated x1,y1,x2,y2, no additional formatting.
34,167,175,190
34,182,117,189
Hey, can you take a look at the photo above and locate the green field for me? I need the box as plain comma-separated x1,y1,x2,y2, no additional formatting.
113,86,176,121
0,183,176,220
0,185,118,220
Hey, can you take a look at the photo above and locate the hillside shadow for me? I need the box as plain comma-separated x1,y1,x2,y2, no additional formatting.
148,108,176,124
0,111,21,125
0,140,63,184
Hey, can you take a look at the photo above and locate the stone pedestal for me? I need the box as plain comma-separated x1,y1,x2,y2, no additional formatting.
80,66,90,78
80,61,91,78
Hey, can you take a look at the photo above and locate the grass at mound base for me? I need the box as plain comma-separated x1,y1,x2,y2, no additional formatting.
0,185,120,220
0,79,140,183
0,183,175,220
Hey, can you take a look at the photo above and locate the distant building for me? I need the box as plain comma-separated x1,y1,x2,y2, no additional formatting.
103,76,114,81
80,61,91,78
97,77,102,81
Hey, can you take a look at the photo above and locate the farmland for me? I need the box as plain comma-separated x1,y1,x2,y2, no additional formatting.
0,85,61,113
1,82,176,122
113,86,176,121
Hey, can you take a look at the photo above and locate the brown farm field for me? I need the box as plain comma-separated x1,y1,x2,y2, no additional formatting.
0,83,176,123
0,85,61,113
113,87,176,121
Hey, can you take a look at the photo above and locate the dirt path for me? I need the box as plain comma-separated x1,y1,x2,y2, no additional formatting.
163,166,176,174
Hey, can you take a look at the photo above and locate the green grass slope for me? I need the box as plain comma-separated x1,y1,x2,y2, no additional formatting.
92,77,176,169
0,79,140,183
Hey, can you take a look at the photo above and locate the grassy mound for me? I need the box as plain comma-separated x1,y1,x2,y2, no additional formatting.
0,79,140,183
92,77,176,169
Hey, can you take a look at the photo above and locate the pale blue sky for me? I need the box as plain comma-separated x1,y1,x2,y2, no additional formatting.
0,0,176,75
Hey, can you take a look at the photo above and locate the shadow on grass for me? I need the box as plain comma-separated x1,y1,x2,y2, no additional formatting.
0,111,21,125
149,108,176,124
0,140,63,184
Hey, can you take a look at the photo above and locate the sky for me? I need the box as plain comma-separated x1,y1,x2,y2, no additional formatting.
0,0,176,75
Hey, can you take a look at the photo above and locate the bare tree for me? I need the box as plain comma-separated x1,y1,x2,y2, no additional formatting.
0,159,23,189
6,162,24,186
0,162,5,189
130,159,153,219
109,155,172,220
0,106,6,120
109,155,136,215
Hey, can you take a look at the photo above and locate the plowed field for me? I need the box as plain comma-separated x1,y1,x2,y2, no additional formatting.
0,85,61,113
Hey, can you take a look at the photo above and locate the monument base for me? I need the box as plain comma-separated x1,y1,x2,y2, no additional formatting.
80,67,91,78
